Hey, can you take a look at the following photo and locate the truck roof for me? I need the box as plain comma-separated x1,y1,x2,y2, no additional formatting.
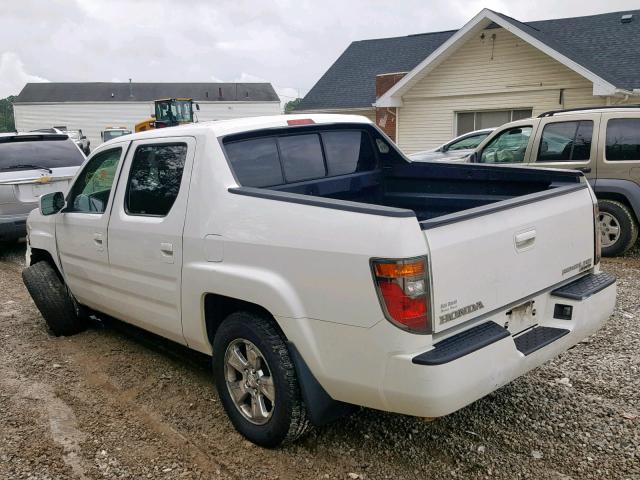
99,114,374,148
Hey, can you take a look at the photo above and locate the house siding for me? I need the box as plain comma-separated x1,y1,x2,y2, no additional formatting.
13,101,281,150
397,28,607,153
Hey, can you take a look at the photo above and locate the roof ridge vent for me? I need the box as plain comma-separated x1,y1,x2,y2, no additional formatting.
621,14,633,23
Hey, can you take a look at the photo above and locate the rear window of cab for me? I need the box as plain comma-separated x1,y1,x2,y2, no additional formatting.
223,126,379,187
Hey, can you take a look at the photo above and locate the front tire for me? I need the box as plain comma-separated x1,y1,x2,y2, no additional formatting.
22,261,86,336
212,311,311,447
598,199,638,257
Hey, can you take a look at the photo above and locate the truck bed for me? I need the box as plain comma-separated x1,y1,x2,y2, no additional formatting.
261,160,584,226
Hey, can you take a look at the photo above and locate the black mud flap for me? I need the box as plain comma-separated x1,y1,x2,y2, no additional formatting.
287,342,357,426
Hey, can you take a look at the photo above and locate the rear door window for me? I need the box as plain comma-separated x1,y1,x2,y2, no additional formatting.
606,118,640,161
321,130,376,175
125,143,187,216
537,121,593,162
278,134,325,182
225,137,284,187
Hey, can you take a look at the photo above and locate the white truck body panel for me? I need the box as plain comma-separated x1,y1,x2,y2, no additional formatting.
25,114,615,420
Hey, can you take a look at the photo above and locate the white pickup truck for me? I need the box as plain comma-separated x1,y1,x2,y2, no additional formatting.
23,114,616,447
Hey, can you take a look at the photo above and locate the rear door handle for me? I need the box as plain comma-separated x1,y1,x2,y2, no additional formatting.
160,242,174,263
93,233,104,251
515,229,536,251
577,167,591,173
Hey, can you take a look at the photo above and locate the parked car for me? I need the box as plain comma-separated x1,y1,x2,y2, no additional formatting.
466,105,640,256
0,132,85,242
22,114,615,447
65,129,91,155
408,128,494,162
101,127,132,143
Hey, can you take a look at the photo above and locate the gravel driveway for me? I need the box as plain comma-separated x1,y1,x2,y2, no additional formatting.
1,242,638,480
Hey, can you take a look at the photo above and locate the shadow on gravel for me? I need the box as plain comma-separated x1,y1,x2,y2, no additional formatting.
88,314,213,374
0,240,26,265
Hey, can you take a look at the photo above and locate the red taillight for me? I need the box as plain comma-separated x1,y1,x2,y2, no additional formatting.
287,118,315,126
372,257,430,333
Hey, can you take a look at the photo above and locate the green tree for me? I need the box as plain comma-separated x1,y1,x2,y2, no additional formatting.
0,95,16,132
284,98,302,114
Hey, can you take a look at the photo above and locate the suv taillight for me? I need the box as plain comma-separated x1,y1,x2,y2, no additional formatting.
594,203,601,266
371,257,431,333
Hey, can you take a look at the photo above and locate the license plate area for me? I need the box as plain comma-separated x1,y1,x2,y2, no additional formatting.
504,300,538,335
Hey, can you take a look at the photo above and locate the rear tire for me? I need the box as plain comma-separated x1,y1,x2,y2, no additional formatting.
212,311,311,447
598,199,638,257
22,261,86,336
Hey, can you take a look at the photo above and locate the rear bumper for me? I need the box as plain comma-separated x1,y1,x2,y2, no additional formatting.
0,213,28,241
380,273,616,417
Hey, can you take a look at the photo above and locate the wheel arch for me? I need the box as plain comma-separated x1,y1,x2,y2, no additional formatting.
203,293,354,427
593,179,640,224
29,247,63,281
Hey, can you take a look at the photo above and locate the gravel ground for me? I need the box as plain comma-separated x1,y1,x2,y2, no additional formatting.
0,241,638,480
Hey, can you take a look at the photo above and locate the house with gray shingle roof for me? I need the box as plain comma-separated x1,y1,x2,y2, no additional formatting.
296,9,640,153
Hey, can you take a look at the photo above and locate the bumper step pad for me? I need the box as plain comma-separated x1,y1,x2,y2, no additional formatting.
514,326,569,356
412,321,510,366
551,272,615,301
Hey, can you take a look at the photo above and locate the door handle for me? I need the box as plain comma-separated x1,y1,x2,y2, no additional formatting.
577,167,591,173
515,229,536,251
160,242,175,263
93,233,104,251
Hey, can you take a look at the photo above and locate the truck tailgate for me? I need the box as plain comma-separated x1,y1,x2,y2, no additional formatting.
423,184,595,333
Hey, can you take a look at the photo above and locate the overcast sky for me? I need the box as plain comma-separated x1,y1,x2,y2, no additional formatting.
2,0,639,102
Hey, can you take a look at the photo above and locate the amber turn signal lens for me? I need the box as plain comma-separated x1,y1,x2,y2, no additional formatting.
374,261,425,278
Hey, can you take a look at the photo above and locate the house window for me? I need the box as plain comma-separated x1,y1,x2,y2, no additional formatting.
456,109,533,135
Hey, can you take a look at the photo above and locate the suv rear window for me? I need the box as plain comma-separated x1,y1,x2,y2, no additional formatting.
606,118,640,161
0,136,85,171
224,127,379,187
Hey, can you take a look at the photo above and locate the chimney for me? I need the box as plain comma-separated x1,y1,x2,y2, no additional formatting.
375,72,407,142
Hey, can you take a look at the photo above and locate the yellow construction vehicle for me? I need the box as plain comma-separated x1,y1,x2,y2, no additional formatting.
135,98,197,132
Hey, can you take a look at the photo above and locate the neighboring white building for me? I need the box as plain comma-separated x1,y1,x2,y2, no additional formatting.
13,82,281,149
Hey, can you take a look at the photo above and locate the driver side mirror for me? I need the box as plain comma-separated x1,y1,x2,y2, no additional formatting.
81,135,87,140
40,191,65,216
468,151,478,163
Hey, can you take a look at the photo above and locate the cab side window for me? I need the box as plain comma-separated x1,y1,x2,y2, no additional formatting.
606,118,640,161
537,121,593,162
479,127,532,164
66,148,122,214
125,143,187,216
